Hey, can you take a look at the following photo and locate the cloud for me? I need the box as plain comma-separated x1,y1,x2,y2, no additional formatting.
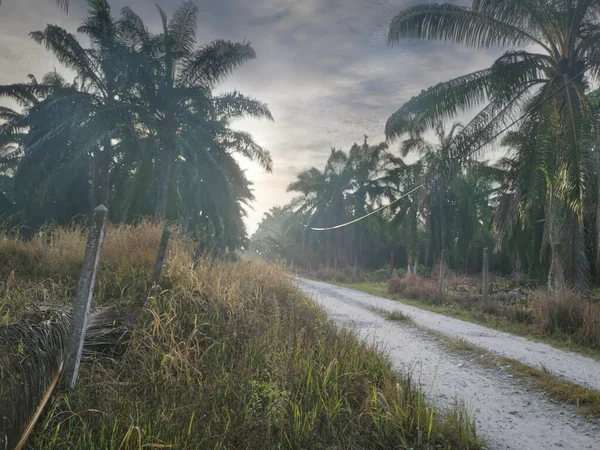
0,0,501,234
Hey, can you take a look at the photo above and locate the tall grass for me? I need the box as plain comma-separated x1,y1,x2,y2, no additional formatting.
384,273,600,351
0,224,481,449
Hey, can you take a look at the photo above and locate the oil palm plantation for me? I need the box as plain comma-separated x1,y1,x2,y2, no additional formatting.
387,0,600,289
388,121,499,270
288,139,391,268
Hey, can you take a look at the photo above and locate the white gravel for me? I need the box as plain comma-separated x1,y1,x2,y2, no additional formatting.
295,277,600,450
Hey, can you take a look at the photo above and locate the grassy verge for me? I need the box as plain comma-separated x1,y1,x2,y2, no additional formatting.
443,337,600,419
367,305,600,419
330,280,600,360
0,224,482,449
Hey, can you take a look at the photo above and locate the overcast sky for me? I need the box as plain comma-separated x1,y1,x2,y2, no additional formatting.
0,0,501,233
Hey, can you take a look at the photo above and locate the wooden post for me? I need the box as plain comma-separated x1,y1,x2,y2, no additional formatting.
439,249,446,296
482,247,489,303
408,251,414,275
390,251,394,276
65,205,108,389
289,258,294,271
153,227,171,284
414,252,419,276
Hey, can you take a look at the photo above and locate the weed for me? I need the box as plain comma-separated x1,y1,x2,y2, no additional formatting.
370,306,412,323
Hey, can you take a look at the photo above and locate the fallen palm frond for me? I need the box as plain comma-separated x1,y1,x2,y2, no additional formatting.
0,307,127,449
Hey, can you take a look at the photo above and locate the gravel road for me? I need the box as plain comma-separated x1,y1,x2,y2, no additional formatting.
295,278,600,450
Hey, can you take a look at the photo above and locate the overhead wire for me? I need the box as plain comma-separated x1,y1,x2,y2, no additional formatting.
303,57,600,232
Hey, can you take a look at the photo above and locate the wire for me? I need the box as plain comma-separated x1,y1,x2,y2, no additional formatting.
303,57,600,232
307,184,424,231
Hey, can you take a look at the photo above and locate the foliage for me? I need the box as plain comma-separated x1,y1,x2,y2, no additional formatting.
0,223,482,449
387,0,600,289
0,0,271,254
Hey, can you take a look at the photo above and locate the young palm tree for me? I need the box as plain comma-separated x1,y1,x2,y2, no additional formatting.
118,2,273,221
387,0,600,289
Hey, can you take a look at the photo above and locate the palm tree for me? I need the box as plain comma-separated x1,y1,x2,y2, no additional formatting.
22,0,134,206
387,0,600,289
0,72,90,227
288,139,391,268
387,121,499,271
118,2,273,221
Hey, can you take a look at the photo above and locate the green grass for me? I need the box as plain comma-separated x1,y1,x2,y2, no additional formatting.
426,336,600,419
333,280,600,360
370,306,413,323
1,224,483,450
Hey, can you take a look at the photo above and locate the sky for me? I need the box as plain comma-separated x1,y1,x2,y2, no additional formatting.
0,0,502,234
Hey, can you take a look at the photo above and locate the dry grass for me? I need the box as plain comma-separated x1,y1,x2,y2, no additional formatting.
532,289,600,349
382,273,600,351
0,224,481,450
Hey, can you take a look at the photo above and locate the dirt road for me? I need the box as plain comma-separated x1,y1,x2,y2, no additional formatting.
295,278,600,450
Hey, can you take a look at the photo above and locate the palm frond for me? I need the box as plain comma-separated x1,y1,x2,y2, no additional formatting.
169,1,197,57
214,91,273,121
388,3,546,49
218,129,272,172
30,25,104,94
179,40,256,88
0,307,127,449
385,69,492,139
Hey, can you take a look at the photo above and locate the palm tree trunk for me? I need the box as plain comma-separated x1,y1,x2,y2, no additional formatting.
155,141,173,222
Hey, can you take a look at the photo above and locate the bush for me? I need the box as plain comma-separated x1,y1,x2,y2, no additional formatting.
387,274,442,304
532,289,600,348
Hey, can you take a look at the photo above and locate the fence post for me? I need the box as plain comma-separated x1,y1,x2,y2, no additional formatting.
65,205,108,389
482,247,489,303
407,251,414,275
414,252,419,276
152,227,171,284
439,249,446,296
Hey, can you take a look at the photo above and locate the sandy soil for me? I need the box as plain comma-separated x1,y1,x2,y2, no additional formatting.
296,278,600,450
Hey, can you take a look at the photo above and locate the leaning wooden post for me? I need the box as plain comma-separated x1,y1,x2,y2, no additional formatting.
65,205,108,389
482,247,490,303
152,227,171,284
439,249,446,296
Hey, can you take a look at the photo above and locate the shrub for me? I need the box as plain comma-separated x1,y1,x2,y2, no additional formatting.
386,274,442,304
532,289,600,348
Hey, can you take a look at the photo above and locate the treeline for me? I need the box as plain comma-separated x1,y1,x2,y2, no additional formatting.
251,133,512,277
252,0,600,290
0,0,272,254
